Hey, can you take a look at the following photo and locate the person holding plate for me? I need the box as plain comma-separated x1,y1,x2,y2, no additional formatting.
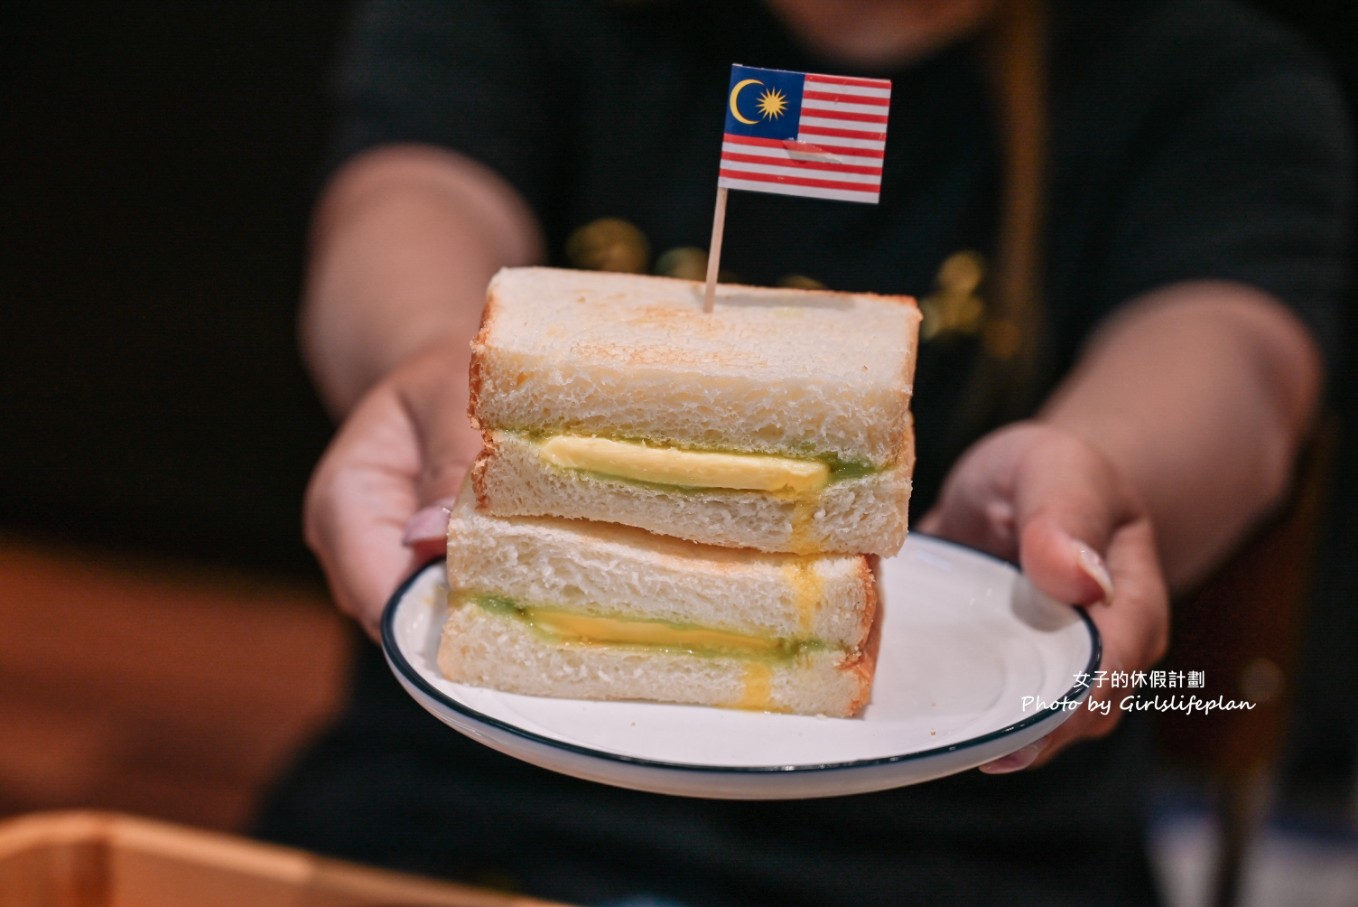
258,1,1350,904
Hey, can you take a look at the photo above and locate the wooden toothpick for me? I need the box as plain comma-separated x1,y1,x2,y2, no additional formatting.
702,186,728,313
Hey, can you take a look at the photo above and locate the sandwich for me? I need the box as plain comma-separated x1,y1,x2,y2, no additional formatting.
468,267,920,556
439,484,880,717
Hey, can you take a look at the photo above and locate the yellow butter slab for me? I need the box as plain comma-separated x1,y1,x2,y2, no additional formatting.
538,435,829,493
526,609,786,655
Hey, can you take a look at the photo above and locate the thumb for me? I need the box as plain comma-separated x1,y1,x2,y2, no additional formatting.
402,494,462,560
1019,517,1116,607
401,408,476,557
1012,440,1124,606
398,342,482,559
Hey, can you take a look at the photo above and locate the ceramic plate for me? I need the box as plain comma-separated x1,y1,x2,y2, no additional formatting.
382,534,1099,800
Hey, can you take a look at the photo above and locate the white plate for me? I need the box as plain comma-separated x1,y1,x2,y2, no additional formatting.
382,535,1099,800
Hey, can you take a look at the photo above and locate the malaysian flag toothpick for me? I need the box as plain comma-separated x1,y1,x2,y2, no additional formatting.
720,64,892,203
702,64,892,310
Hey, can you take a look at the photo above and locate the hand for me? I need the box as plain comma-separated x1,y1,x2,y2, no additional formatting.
303,337,480,638
916,421,1169,772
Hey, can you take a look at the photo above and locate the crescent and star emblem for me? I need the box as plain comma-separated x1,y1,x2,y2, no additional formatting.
729,78,789,124
728,78,763,125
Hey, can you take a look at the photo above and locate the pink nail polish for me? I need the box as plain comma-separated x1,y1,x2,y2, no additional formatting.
1074,543,1115,603
402,504,451,546
979,742,1043,774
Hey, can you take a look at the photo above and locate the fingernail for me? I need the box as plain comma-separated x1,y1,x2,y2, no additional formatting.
1074,542,1115,603
402,502,454,546
979,741,1045,774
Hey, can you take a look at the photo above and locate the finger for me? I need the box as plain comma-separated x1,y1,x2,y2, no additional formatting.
305,387,429,639
400,338,482,505
982,516,1166,772
389,342,482,560
1012,438,1129,606
1028,519,1168,767
978,738,1049,774
402,496,460,555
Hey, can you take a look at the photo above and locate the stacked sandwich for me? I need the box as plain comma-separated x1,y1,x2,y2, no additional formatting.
440,267,920,717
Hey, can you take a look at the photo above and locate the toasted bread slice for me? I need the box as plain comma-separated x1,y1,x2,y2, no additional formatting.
439,603,877,717
440,484,879,716
468,267,920,467
467,266,919,554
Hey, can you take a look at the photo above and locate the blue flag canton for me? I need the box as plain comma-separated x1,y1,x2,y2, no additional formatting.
723,64,805,140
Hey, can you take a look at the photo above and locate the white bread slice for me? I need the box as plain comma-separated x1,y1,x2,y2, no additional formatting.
440,483,879,716
473,429,912,556
438,602,876,717
468,267,920,467
445,483,876,647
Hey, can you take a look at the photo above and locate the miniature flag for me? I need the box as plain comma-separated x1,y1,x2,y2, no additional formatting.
719,64,891,204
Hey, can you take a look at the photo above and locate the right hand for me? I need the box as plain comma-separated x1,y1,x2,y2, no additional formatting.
303,336,481,639
917,422,1169,771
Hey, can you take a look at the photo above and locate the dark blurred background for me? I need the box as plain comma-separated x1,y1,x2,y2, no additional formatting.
1,2,344,573
1,0,1353,586
0,1,356,836
0,0,1353,848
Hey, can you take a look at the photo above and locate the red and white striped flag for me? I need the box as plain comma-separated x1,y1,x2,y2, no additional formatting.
718,64,892,205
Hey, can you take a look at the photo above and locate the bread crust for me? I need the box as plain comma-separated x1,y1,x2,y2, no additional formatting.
854,555,881,655
843,587,884,715
468,431,495,512
466,281,498,437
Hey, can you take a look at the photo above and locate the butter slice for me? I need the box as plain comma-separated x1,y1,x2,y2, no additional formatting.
525,608,788,655
538,435,829,493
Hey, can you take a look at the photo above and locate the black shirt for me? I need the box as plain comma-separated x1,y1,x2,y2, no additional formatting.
258,2,1351,904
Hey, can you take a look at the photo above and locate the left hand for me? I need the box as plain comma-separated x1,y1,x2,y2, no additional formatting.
917,421,1170,772
303,336,480,640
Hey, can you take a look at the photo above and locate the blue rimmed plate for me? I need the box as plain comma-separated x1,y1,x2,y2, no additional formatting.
381,534,1099,800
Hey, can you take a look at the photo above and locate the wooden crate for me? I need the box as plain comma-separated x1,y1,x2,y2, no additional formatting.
0,812,572,907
